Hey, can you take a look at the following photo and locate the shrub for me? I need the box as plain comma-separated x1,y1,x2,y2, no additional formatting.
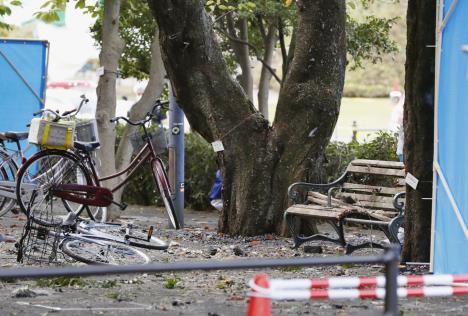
120,129,217,210
323,131,398,182
119,127,396,209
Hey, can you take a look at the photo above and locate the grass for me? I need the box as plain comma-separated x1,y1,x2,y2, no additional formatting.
35,277,87,288
267,97,394,143
164,276,181,289
333,98,394,142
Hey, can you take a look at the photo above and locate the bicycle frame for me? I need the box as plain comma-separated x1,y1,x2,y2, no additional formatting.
85,123,167,196
57,125,169,210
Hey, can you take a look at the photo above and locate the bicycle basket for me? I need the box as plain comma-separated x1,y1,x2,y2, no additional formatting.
28,118,75,150
75,119,99,143
16,193,64,265
130,127,167,154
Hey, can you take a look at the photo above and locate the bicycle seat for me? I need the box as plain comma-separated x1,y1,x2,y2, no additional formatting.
74,141,100,152
4,131,28,141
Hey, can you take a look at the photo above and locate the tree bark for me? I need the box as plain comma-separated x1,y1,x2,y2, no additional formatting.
95,0,124,219
112,28,166,204
147,0,346,235
257,23,278,120
402,0,436,262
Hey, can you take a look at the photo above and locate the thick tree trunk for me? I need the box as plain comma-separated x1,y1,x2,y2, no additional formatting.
402,0,436,262
95,0,124,219
112,28,166,204
257,24,278,120
148,0,346,235
226,16,253,101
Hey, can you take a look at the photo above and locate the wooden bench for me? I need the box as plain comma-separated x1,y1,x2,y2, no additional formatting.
284,159,406,254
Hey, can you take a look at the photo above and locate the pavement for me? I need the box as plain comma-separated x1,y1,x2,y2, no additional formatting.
0,205,467,315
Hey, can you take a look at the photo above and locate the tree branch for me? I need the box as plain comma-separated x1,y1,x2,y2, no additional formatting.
278,17,288,80
256,14,267,42
215,26,282,84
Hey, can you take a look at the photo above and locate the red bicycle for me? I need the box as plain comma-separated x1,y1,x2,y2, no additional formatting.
15,100,181,229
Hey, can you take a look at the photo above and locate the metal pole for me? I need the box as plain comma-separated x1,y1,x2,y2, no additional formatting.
383,246,401,316
168,84,185,227
0,253,390,280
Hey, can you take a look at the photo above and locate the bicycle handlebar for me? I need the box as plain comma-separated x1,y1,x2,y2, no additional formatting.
33,95,89,121
110,99,170,125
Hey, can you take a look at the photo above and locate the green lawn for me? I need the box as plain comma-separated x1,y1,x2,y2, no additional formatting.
268,97,395,143
333,98,394,142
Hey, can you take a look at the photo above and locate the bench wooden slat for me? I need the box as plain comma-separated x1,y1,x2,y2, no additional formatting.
338,192,395,205
286,204,344,220
346,165,406,177
286,204,393,222
350,159,405,169
341,183,403,195
346,199,396,211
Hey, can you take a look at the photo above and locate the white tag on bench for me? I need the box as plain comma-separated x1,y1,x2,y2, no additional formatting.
405,172,419,190
211,140,224,152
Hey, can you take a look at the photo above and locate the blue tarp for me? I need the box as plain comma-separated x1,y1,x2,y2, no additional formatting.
0,39,47,134
433,0,468,274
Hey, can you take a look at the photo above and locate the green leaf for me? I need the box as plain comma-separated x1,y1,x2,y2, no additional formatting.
75,0,86,9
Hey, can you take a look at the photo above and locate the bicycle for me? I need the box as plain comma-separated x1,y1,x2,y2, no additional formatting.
17,193,151,265
2,96,108,220
15,99,181,231
0,132,26,216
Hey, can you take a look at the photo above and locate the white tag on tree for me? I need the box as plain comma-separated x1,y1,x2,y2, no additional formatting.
96,66,104,76
211,140,224,152
405,172,419,190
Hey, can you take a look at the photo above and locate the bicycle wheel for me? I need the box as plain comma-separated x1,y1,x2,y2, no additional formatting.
61,237,150,265
152,158,180,229
16,150,94,224
0,149,19,216
77,221,169,250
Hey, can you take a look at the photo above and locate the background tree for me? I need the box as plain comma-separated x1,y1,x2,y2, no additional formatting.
401,0,436,262
32,0,167,219
208,0,398,121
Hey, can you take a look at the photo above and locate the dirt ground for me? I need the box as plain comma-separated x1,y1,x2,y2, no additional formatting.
0,206,467,316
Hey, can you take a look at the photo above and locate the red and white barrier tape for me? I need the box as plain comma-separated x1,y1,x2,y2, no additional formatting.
253,274,468,290
248,286,468,301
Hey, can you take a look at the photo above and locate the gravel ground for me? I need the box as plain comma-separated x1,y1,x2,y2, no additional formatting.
0,206,467,316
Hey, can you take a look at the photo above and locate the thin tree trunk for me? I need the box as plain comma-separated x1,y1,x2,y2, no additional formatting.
112,28,166,204
258,23,278,120
226,15,253,101
148,0,346,235
402,0,436,262
95,0,124,220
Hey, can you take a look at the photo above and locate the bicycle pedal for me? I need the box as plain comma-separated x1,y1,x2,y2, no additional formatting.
147,225,154,241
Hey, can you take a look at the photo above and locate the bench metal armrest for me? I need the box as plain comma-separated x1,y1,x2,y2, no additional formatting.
392,192,406,216
288,181,343,204
327,186,342,207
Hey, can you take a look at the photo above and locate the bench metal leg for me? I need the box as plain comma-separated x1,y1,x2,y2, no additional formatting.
284,211,348,249
345,241,387,255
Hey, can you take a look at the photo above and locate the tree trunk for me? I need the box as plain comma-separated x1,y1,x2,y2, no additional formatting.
226,16,253,101
95,0,124,219
147,0,346,235
112,28,166,204
257,23,278,120
402,0,436,262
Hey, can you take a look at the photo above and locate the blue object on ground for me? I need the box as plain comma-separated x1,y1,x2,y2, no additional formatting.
209,170,222,201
